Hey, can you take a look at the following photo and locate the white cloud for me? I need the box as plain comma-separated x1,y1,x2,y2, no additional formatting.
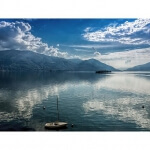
67,44,118,49
83,19,150,45
94,51,101,56
74,48,92,52
94,47,150,69
0,21,68,57
84,27,92,32
69,55,81,59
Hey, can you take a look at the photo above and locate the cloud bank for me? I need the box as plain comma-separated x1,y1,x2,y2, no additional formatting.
83,19,150,45
93,47,150,69
0,21,68,57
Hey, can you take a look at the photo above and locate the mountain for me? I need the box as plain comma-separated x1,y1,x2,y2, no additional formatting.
74,59,118,71
0,50,117,71
126,62,150,71
0,50,76,71
67,58,82,64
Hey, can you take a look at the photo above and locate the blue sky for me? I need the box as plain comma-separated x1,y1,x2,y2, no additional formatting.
0,19,150,69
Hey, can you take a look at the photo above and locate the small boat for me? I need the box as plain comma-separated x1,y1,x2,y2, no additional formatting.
45,122,68,129
45,96,68,129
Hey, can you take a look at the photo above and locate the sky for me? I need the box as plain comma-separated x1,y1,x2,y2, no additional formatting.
0,18,150,70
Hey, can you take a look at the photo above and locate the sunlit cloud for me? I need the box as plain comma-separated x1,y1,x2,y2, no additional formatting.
83,19,150,45
0,21,68,57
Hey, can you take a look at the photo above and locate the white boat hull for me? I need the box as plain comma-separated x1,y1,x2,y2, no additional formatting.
45,122,68,129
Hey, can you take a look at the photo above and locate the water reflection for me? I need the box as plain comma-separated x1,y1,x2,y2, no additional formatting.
83,72,150,130
0,72,104,127
93,73,150,95
0,72,150,131
83,97,150,129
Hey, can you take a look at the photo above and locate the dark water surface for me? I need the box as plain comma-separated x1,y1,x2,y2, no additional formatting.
0,71,150,131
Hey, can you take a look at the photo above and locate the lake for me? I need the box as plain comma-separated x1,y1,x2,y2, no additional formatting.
0,71,150,131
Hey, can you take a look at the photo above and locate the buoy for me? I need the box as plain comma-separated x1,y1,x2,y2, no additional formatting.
142,105,144,109
71,124,74,127
43,106,45,109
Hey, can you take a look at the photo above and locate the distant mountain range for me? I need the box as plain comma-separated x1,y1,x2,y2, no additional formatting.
0,50,118,71
126,62,150,71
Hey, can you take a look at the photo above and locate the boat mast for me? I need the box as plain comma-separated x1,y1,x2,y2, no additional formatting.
57,96,59,121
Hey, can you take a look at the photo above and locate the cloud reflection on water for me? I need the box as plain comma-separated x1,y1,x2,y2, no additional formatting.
83,73,150,129
0,72,150,130
93,73,150,95
0,85,59,121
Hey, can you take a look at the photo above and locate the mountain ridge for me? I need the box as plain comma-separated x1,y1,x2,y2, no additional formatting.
126,62,150,71
0,50,118,71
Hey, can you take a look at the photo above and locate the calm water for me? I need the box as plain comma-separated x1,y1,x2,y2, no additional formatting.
0,71,150,131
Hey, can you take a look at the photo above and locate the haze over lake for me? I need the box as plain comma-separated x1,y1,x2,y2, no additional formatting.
0,71,150,131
